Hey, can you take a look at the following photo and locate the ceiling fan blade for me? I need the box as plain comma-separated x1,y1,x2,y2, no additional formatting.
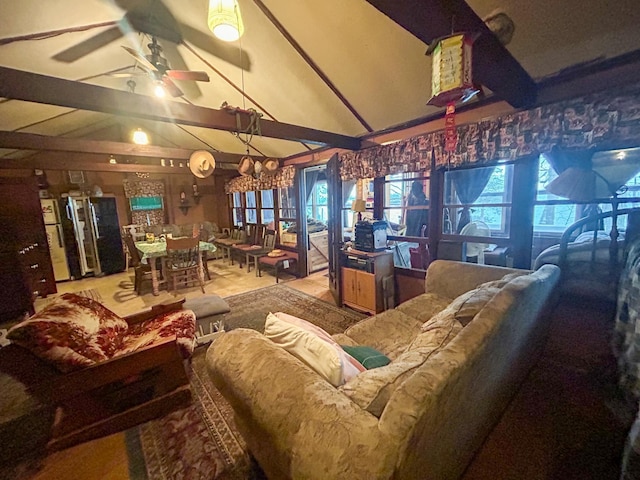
166,70,210,82
181,24,252,71
53,25,123,62
364,0,536,108
122,45,158,72
161,41,203,99
162,77,184,97
122,0,183,44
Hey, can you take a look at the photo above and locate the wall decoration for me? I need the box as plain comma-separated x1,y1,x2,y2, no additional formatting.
225,165,294,193
131,209,164,226
123,179,165,198
339,80,640,180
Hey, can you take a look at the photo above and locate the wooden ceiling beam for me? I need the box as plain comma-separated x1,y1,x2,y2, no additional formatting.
364,0,537,109
0,67,362,150
0,130,253,164
0,151,239,173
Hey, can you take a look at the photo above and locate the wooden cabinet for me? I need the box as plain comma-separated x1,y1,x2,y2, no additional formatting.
0,177,56,322
341,250,394,314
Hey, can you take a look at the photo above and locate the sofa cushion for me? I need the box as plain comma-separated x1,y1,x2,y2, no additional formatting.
119,309,197,359
183,294,230,318
342,345,391,369
6,293,128,372
344,309,424,360
340,314,461,417
395,292,453,323
407,313,463,351
421,272,527,331
264,312,365,386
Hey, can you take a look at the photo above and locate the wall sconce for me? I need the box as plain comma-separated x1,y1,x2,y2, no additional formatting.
132,128,149,145
192,181,201,204
208,0,244,42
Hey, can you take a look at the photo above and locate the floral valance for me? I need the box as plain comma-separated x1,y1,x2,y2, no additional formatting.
123,179,165,198
339,81,640,180
225,165,295,194
339,132,444,181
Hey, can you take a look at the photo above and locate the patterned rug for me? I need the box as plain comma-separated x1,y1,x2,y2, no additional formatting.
127,284,366,480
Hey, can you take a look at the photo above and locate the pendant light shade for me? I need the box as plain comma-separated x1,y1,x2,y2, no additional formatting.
208,0,244,42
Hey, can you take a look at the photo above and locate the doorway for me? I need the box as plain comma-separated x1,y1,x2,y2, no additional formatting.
303,165,329,274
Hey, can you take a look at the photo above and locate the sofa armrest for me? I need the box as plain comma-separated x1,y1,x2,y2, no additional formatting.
32,337,186,402
206,329,396,480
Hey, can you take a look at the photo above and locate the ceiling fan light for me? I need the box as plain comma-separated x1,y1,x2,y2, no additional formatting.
154,84,166,98
208,0,244,42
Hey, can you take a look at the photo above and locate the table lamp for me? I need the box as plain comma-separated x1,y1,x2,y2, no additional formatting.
351,199,367,222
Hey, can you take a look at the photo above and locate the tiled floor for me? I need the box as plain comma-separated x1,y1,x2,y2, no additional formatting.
35,258,334,317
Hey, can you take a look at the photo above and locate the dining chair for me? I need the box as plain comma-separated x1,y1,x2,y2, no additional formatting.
164,237,205,293
123,234,153,294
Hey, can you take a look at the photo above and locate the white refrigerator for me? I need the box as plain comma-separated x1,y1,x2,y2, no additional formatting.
41,198,71,281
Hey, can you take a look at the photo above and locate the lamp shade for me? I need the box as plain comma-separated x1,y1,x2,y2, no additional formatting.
545,166,624,202
351,199,367,213
208,0,244,42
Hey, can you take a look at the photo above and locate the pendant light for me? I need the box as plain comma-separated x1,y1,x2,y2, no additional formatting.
208,0,244,42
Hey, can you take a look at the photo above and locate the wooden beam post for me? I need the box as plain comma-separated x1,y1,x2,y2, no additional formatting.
0,67,361,150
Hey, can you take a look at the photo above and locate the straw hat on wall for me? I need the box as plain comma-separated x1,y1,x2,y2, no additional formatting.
238,155,255,176
189,151,216,178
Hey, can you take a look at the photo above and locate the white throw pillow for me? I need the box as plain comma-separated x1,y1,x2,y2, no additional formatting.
264,312,365,386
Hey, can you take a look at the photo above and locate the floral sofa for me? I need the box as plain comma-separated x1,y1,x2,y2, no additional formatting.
207,260,560,480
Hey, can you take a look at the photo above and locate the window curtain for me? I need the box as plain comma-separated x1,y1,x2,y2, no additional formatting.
305,170,322,204
449,167,495,233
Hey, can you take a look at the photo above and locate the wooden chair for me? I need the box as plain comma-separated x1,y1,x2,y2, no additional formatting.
236,230,277,272
214,227,248,262
163,236,205,293
123,234,153,294
0,298,194,453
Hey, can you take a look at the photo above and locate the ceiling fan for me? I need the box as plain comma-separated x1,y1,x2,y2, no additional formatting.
52,0,251,83
120,36,210,97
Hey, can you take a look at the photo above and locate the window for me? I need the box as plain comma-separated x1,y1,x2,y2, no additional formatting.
231,192,243,226
442,164,513,236
245,191,257,224
533,154,578,234
306,179,328,223
278,186,297,247
532,150,640,263
279,186,296,219
260,190,275,226
382,172,430,237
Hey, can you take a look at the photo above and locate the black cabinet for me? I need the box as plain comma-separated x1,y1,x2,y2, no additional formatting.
0,177,56,322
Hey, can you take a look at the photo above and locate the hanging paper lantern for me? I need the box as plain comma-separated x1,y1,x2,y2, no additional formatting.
427,33,480,108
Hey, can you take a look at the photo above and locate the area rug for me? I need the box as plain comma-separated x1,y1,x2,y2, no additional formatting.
127,284,366,480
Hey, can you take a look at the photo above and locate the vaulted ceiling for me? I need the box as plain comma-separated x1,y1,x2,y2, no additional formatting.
1,0,639,172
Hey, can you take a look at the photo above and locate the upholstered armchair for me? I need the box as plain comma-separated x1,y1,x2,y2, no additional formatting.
2,293,196,452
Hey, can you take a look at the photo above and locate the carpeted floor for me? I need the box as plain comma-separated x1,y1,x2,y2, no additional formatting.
126,285,366,480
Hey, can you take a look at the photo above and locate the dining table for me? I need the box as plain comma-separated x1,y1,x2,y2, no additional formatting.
135,239,217,295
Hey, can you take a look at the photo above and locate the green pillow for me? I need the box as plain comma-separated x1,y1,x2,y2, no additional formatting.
341,345,391,370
